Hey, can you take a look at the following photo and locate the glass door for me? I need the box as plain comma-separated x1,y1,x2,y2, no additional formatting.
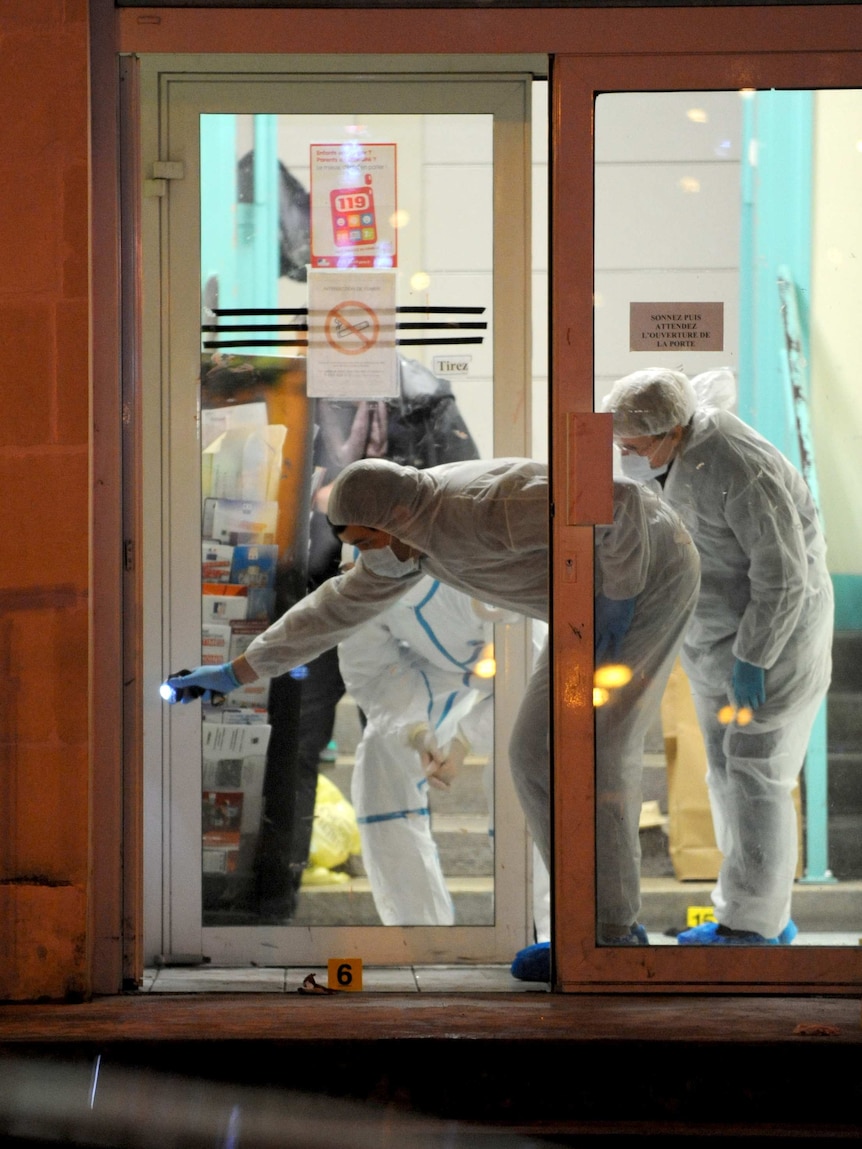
139,59,543,968
594,87,861,951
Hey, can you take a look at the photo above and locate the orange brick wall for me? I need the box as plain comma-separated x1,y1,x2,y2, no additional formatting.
0,0,91,1000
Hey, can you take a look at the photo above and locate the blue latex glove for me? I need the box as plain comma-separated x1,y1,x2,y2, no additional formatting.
731,659,766,710
595,594,637,663
162,662,240,705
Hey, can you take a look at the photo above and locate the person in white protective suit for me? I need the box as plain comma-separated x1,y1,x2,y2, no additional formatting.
591,476,701,944
602,367,834,945
164,457,698,962
336,574,501,926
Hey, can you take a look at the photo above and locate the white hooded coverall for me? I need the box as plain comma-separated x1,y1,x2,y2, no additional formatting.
243,458,553,864
337,576,496,926
664,406,833,938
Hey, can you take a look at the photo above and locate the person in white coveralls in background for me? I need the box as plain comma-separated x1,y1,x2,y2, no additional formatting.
337,573,502,926
603,367,833,945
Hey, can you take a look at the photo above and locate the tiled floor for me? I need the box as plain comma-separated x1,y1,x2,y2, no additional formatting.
142,963,549,994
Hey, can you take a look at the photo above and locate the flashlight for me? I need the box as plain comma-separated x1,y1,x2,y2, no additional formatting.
160,668,226,706
160,668,194,703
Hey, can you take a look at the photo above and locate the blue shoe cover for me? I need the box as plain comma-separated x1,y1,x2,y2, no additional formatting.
677,919,795,945
777,919,798,945
511,941,550,981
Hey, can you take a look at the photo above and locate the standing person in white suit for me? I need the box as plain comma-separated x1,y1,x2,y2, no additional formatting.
603,367,833,945
337,574,501,926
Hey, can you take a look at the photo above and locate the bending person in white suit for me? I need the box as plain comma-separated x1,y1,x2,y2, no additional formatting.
166,458,698,965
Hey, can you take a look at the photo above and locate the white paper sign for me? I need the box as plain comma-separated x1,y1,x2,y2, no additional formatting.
306,269,398,399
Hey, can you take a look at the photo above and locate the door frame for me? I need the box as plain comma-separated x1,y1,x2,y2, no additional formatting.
136,55,547,967
93,4,862,994
551,47,862,994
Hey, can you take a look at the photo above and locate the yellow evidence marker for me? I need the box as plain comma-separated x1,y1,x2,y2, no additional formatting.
328,957,363,992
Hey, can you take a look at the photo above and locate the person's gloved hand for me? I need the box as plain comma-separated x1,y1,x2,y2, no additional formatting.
425,736,469,792
408,724,440,769
595,594,637,663
162,662,240,704
408,724,459,790
732,659,766,710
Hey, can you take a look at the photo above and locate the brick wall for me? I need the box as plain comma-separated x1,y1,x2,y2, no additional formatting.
0,0,91,1001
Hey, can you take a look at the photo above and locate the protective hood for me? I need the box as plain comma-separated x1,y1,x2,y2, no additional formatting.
327,457,432,537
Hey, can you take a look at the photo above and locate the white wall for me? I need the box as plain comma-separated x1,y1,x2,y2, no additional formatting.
593,91,742,412
810,90,862,576
592,88,859,580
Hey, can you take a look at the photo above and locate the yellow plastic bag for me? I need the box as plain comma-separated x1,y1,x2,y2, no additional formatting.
307,774,361,871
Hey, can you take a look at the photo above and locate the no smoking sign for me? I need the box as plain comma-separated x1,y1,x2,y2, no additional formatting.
324,299,380,355
307,268,398,399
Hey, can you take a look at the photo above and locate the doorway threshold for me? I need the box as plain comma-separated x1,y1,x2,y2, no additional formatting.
142,964,549,994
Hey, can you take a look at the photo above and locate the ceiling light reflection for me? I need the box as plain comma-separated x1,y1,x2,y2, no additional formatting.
594,663,633,690
717,704,754,726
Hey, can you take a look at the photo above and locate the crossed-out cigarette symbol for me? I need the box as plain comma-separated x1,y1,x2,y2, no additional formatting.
325,300,380,355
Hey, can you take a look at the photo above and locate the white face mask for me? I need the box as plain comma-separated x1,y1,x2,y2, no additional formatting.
620,452,669,483
361,545,420,579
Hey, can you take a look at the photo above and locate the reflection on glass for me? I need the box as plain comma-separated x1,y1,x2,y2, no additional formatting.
199,112,499,929
595,90,860,948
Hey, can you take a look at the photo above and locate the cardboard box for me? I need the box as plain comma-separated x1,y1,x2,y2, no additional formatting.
661,661,802,881
661,662,723,881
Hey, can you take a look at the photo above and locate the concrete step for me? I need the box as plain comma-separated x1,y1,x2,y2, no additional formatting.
831,630,862,693
640,876,862,935
432,814,494,876
823,814,862,880
825,691,862,746
825,750,862,813
289,874,862,933
291,875,494,927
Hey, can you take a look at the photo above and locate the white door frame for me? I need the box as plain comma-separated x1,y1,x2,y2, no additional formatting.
137,54,548,966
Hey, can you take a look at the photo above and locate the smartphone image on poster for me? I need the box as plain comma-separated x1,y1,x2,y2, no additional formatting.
330,185,378,249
